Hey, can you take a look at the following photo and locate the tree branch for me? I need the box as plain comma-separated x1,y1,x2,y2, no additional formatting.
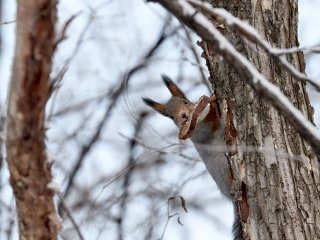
187,1,320,92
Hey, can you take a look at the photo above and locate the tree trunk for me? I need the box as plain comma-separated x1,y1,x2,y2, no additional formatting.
6,1,60,239
202,0,320,239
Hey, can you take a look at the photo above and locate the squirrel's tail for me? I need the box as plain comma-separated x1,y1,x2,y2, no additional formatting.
233,202,244,240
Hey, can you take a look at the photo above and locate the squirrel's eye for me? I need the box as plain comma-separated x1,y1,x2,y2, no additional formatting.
183,100,188,104
181,113,187,119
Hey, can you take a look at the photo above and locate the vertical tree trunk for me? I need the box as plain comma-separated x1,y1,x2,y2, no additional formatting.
201,0,320,239
6,1,60,239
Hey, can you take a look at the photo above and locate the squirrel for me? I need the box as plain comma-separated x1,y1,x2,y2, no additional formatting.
143,75,243,240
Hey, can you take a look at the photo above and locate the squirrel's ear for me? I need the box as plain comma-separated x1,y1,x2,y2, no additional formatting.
142,97,168,117
161,75,188,100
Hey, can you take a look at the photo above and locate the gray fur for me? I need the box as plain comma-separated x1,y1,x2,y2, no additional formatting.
191,122,244,240
191,125,232,199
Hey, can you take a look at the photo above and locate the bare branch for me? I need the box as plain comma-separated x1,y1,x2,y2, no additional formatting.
181,25,211,92
0,20,16,25
160,196,187,240
48,11,93,107
271,46,320,55
54,11,82,49
117,112,148,240
59,197,85,240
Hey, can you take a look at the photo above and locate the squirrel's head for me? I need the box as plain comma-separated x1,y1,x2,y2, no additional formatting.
143,75,194,129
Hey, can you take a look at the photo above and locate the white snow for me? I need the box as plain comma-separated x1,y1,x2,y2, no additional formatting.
47,181,61,193
187,0,320,91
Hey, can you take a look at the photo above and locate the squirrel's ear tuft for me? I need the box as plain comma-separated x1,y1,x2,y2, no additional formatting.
161,74,174,86
161,75,189,101
142,97,168,117
142,97,155,106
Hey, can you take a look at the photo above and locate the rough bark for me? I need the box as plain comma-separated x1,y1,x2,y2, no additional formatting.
202,0,320,239
6,1,60,239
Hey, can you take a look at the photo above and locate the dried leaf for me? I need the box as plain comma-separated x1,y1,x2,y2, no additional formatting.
178,196,188,213
177,216,184,226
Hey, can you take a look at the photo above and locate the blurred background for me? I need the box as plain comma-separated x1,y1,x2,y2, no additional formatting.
0,0,319,239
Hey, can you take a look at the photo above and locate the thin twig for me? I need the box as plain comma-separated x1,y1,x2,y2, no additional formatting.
59,197,85,240
48,11,93,116
54,11,82,49
270,46,320,55
117,112,148,240
181,25,211,92
0,20,16,25
159,196,187,240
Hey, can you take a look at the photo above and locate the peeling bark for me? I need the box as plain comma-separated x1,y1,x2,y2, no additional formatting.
6,1,60,239
202,0,320,239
